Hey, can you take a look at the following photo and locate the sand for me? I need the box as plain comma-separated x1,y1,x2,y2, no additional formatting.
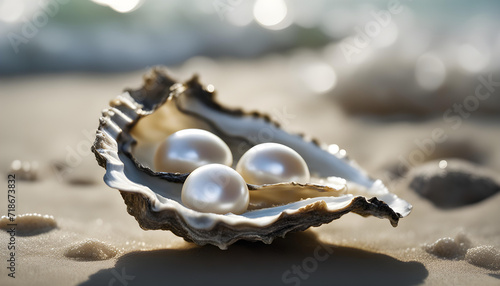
1,57,500,286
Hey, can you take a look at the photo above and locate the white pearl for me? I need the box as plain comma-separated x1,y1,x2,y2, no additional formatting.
236,143,310,185
154,129,232,173
181,164,249,215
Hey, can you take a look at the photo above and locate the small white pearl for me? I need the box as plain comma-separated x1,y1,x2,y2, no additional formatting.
236,143,310,185
181,164,249,214
154,129,232,173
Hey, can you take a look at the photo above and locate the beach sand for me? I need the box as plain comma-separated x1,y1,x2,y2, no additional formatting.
1,57,499,285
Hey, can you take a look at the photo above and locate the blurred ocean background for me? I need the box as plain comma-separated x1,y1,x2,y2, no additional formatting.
1,0,500,114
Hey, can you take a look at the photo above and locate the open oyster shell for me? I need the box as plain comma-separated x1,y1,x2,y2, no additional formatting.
92,68,412,249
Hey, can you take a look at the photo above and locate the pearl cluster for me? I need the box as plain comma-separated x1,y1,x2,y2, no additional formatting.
154,129,310,214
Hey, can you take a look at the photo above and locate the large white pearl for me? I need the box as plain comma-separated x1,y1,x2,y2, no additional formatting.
181,164,249,215
236,143,310,185
154,129,232,173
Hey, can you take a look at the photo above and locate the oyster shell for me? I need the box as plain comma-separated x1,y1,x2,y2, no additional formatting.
92,68,412,249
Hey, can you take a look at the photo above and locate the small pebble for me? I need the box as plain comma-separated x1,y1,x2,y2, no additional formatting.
51,160,99,186
64,239,118,261
0,213,57,236
408,159,500,208
9,160,39,181
465,245,500,270
424,233,471,259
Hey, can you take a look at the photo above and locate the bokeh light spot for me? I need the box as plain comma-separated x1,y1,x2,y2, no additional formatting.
415,53,446,91
0,0,25,23
300,62,337,93
92,0,143,13
253,0,288,30
439,160,448,169
457,44,489,73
